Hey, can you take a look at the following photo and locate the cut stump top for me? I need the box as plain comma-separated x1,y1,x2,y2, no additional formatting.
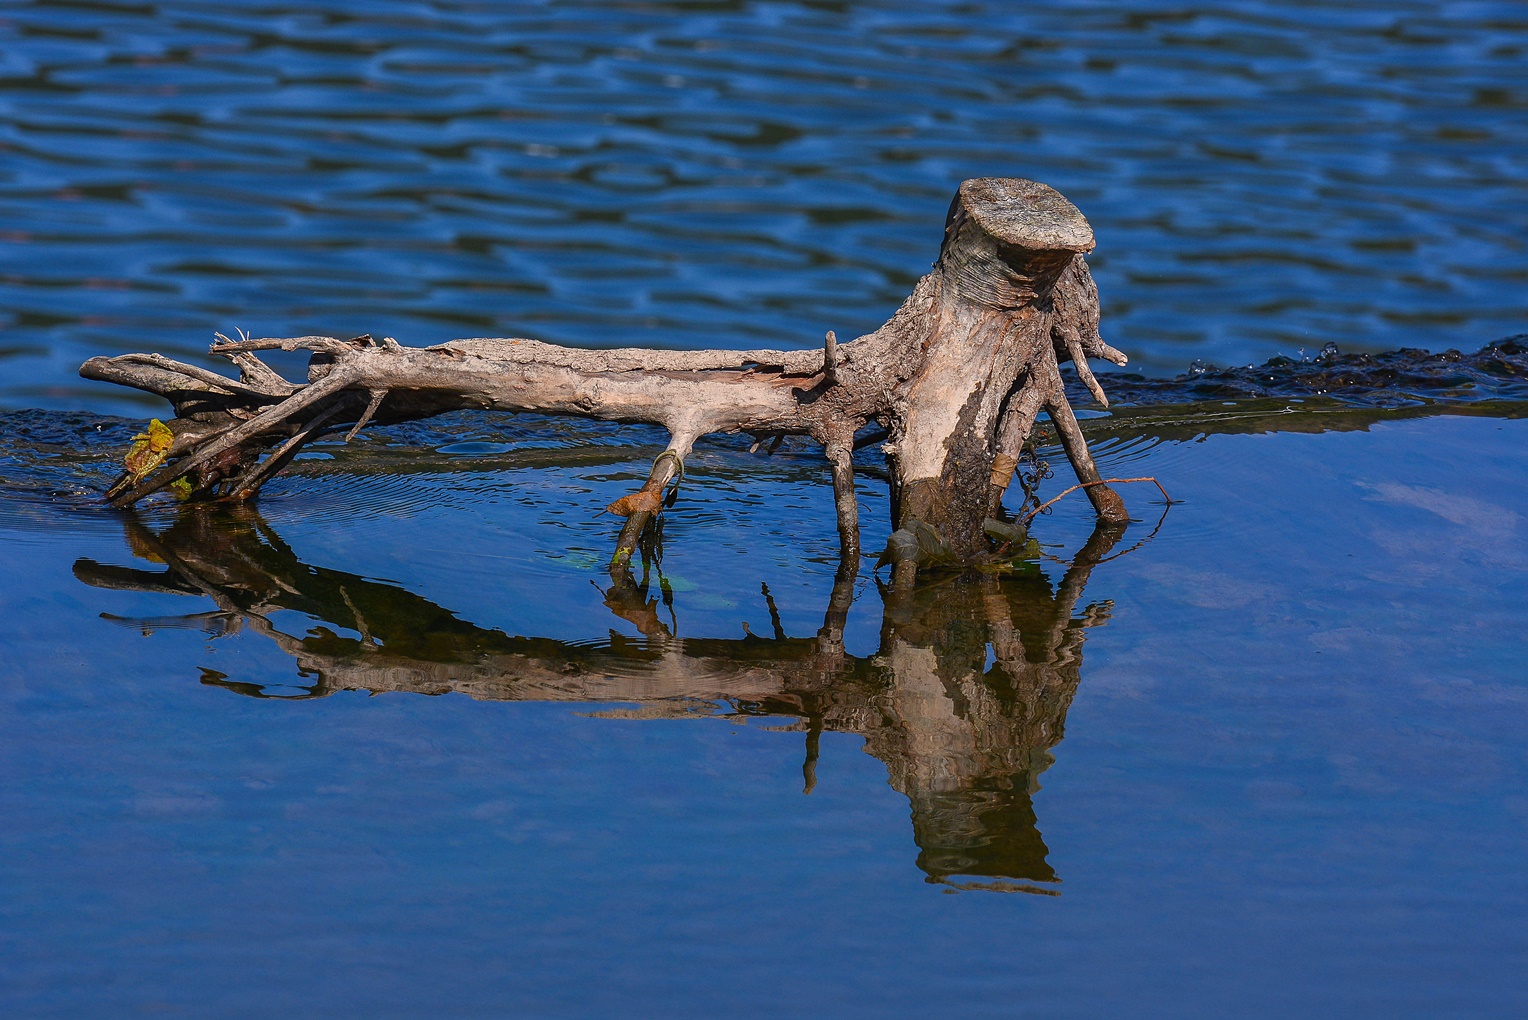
957,178,1094,253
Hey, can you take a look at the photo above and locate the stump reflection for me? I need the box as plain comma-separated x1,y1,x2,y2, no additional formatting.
76,509,1126,893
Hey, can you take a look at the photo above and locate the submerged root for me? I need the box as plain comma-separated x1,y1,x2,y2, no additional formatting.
608,447,688,570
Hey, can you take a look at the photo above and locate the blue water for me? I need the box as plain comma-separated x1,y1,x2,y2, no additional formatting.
4,411,1527,1016
3,0,1527,412
2,2,1528,1017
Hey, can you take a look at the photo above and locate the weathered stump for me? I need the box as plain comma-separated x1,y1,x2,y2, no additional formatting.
80,177,1130,579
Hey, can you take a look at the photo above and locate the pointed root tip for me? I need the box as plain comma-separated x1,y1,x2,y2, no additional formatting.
1096,341,1128,367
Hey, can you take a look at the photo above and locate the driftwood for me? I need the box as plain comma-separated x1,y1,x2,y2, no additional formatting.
76,505,1128,892
80,178,1129,577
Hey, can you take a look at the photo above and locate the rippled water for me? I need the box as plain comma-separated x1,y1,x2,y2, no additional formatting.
3,2,1528,1017
3,0,1527,412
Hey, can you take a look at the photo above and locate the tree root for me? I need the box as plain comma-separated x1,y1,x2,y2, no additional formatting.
81,177,1136,581
608,445,689,570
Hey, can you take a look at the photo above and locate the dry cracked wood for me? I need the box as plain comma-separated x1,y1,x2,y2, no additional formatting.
81,177,1130,576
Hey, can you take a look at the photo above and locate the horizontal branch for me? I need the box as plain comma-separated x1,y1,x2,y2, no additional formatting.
77,177,1136,574
83,334,847,438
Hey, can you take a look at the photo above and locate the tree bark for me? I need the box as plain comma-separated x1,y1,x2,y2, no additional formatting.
80,177,1130,574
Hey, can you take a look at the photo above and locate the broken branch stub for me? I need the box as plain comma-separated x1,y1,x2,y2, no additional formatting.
80,177,1129,577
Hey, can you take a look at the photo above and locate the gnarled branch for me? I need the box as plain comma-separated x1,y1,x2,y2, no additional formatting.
81,177,1131,578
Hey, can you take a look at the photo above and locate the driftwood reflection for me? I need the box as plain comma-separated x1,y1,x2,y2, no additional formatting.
76,509,1127,894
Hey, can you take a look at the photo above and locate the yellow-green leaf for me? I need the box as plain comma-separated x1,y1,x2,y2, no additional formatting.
123,418,174,482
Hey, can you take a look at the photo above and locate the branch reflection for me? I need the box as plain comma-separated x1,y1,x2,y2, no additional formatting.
75,509,1130,895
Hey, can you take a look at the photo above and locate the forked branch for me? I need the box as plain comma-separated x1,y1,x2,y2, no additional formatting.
81,178,1134,580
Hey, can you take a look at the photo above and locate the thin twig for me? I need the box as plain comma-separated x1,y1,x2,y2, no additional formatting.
225,401,347,500
115,353,282,399
1096,501,1174,564
109,366,360,507
1021,477,1173,525
209,335,360,357
1063,330,1109,408
344,388,388,443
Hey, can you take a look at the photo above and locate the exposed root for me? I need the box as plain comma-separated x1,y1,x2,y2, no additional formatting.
987,378,1047,515
225,401,347,501
81,177,1145,583
1063,328,1109,408
1037,344,1129,523
823,431,861,562
609,445,690,570
105,365,360,508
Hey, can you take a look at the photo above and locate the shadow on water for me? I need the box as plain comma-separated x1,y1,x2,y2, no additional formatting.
74,506,1134,895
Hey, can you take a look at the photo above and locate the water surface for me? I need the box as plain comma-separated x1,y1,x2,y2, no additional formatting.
2,2,1528,1017
1,400,1525,1016
2,0,1527,411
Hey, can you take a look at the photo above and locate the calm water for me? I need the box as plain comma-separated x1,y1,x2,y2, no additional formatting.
2,1,1528,1017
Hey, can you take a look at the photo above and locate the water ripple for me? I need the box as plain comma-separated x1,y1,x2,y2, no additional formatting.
1,0,1524,413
